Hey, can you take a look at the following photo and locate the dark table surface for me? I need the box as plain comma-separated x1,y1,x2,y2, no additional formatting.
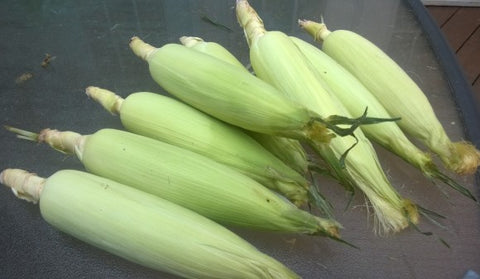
1,0,479,278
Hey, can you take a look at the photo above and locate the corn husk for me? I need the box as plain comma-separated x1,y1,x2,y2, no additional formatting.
178,36,310,176
6,126,342,238
236,0,418,234
1,168,299,279
129,37,390,160
289,36,476,202
86,87,311,207
300,20,480,176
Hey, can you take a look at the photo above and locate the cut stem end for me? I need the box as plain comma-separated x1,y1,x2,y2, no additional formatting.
129,36,157,61
5,126,82,155
0,169,45,203
298,20,331,42
86,86,124,115
235,0,267,46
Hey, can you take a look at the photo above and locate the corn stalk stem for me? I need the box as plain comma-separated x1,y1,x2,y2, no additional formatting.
0,169,45,203
298,20,331,42
4,126,85,158
129,36,157,61
86,86,124,115
236,0,267,46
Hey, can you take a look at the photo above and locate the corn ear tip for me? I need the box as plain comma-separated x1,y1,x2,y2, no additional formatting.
402,199,420,225
450,141,480,175
329,227,340,239
315,217,343,238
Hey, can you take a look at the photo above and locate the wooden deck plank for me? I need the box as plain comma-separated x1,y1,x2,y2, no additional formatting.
456,26,480,83
440,7,480,51
426,6,459,26
426,5,480,103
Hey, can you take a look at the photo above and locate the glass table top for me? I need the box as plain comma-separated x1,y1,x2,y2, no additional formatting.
0,1,478,278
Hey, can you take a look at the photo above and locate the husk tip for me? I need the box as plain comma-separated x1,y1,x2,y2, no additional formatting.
403,199,420,225
449,141,480,175
298,19,330,41
129,36,156,61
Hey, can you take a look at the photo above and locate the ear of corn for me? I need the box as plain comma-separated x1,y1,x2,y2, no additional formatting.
7,127,342,238
129,36,363,197
176,36,334,216
300,20,480,176
177,34,357,195
86,86,310,207
0,168,299,279
178,37,311,183
236,0,418,234
128,37,389,151
289,36,477,202
129,37,323,140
